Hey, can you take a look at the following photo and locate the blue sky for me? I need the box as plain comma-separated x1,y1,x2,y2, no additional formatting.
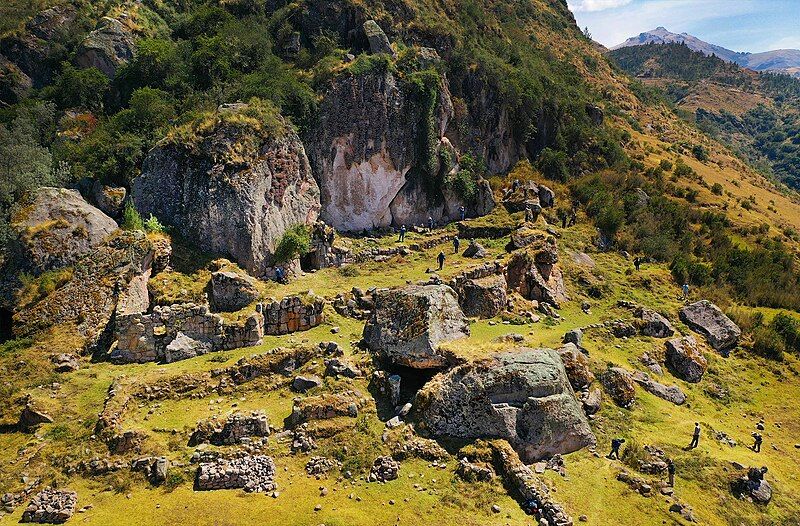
568,0,800,52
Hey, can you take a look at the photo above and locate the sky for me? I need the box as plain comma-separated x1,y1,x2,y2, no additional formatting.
568,0,800,53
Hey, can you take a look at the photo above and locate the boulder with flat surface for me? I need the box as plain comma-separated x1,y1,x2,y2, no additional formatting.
415,348,595,462
679,300,741,351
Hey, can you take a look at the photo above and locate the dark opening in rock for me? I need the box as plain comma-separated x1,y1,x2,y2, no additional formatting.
386,364,441,404
0,308,12,344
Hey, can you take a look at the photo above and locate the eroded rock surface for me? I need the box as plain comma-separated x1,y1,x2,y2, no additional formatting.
132,103,320,276
74,17,135,78
362,284,469,369
665,336,707,383
416,348,595,462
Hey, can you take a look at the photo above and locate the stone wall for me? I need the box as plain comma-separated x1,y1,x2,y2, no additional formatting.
112,295,324,364
190,411,270,446
196,455,276,493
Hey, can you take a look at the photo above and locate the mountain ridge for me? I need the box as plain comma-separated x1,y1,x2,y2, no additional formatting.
612,26,800,78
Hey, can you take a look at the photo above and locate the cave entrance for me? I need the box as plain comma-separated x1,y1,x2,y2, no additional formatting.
387,364,442,404
0,308,13,344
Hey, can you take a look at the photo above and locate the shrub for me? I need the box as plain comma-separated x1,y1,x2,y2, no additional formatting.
673,161,694,178
771,312,800,353
692,144,708,161
751,325,785,360
659,159,673,171
711,183,724,195
537,147,569,182
121,202,144,231
621,439,646,469
143,214,166,234
273,225,310,264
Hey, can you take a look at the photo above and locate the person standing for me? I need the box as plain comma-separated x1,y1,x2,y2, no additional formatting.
453,236,460,254
667,459,675,487
398,224,407,242
752,432,763,453
682,283,690,300
634,257,641,271
437,251,446,271
428,216,434,233
459,205,466,221
689,422,701,449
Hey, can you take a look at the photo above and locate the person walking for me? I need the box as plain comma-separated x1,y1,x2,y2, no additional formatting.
607,438,625,460
752,432,763,453
453,236,460,254
689,422,701,449
667,459,675,487
459,205,466,221
398,224,407,242
634,257,641,271
682,283,690,300
428,216,434,233
274,266,286,284
437,251,446,271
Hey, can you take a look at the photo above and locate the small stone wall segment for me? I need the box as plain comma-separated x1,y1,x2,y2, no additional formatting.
21,488,77,524
196,455,276,493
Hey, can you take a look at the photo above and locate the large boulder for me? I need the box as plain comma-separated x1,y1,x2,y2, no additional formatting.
132,102,320,276
362,20,394,56
665,336,707,383
74,17,136,78
363,284,469,369
457,274,507,318
7,187,117,275
210,270,260,312
306,62,492,232
679,300,741,351
600,367,636,408
557,343,594,390
636,307,675,338
416,348,595,462
505,242,566,307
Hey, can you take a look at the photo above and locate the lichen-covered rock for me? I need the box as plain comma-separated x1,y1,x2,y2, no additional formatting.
74,17,136,78
292,375,323,393
416,348,595,462
679,300,741,351
600,367,636,408
132,103,320,276
210,270,260,312
362,20,393,56
306,63,492,232
457,274,507,318
362,284,469,369
324,357,361,378
21,488,77,524
557,343,594,390
636,307,675,338
665,336,707,383
8,187,117,275
90,180,127,218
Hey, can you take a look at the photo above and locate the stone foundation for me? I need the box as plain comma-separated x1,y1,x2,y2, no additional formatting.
21,488,77,524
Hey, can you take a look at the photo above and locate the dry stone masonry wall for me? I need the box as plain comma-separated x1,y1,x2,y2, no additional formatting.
112,295,324,364
196,455,277,493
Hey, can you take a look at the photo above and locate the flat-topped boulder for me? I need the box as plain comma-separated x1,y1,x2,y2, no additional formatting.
679,300,741,351
362,284,469,369
415,348,595,462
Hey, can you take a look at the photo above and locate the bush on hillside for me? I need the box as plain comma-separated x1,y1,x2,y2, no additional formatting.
273,225,310,264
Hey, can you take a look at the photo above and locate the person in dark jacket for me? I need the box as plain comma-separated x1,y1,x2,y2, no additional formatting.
608,438,625,460
667,458,675,487
437,251,446,271
453,236,460,254
398,224,407,242
689,422,701,449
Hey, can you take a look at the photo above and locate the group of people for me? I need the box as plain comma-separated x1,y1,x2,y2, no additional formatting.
608,422,765,490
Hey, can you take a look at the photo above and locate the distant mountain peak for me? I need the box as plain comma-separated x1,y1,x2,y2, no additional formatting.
613,27,800,77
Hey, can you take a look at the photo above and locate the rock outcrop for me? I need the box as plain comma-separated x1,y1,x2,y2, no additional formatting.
210,270,260,312
416,348,595,462
505,239,567,307
636,307,675,338
631,371,686,405
665,336,707,383
362,284,469,369
306,52,493,231
132,103,320,276
74,17,136,78
456,274,508,318
679,300,741,351
6,187,117,276
557,343,594,390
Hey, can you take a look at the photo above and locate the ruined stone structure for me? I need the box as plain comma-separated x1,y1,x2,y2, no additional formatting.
196,455,277,493
190,411,270,446
21,488,77,524
112,295,324,364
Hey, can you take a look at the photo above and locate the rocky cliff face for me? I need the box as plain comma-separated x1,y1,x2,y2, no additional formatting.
74,17,136,78
307,52,493,231
132,104,321,276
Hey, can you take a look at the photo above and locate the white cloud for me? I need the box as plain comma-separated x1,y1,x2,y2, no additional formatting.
568,0,633,12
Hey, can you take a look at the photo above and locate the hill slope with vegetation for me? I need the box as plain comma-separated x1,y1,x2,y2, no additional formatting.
0,2,799,526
